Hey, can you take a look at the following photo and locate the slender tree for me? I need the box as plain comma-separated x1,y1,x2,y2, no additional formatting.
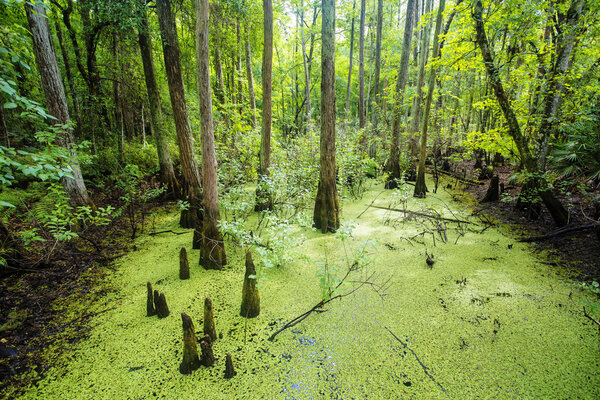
345,0,357,119
472,0,570,227
386,0,415,189
414,0,445,197
244,24,257,128
25,0,91,207
371,0,383,126
255,0,274,211
156,0,203,228
358,0,366,129
138,8,179,196
313,0,340,233
196,0,226,269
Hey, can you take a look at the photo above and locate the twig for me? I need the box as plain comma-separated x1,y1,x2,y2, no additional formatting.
357,189,386,219
380,324,446,392
370,205,475,225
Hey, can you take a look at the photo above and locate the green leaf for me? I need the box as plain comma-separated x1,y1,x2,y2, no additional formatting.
3,102,17,109
0,200,15,208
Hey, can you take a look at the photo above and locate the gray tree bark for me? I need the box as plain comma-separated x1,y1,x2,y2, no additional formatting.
25,1,91,207
386,0,415,189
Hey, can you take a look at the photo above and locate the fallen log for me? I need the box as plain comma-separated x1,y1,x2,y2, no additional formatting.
518,224,598,243
431,168,484,185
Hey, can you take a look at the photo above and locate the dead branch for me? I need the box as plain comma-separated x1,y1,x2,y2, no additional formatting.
369,205,476,225
381,324,446,392
518,224,598,243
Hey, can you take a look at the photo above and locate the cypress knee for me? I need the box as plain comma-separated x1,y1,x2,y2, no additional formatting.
200,334,215,366
204,297,217,341
146,282,156,316
179,313,201,374
481,175,499,203
155,290,170,318
180,247,190,279
224,353,236,379
240,250,260,318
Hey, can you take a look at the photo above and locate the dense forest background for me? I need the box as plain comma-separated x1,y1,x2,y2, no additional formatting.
1,0,600,393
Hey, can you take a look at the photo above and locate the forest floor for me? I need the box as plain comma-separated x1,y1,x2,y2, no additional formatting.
2,175,599,399
461,164,600,280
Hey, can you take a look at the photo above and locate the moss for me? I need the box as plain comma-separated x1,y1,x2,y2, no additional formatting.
15,178,600,399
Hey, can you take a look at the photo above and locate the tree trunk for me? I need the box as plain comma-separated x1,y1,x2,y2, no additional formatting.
313,0,340,233
196,0,226,269
472,0,569,227
358,0,366,130
0,107,8,147
371,0,383,128
386,0,415,189
156,0,203,229
138,9,179,197
536,0,584,171
301,0,312,133
53,15,81,134
255,0,274,211
345,0,357,120
244,24,257,128
112,33,125,163
25,1,91,207
414,0,446,198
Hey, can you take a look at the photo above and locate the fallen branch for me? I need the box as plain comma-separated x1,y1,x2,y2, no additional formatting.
381,324,446,392
357,189,385,219
149,229,189,236
431,168,483,185
518,224,598,243
369,205,475,225
583,307,600,335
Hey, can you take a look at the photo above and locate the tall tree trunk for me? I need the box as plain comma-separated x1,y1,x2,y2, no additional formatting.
196,0,226,269
414,0,445,197
408,0,432,138
212,26,230,129
255,0,274,211
244,24,257,128
112,33,125,163
236,19,244,115
138,9,179,196
156,0,204,228
473,0,569,227
358,0,366,129
345,0,357,120
301,0,312,133
371,0,383,127
53,14,81,134
386,0,415,189
313,0,340,233
25,1,91,207
537,0,585,171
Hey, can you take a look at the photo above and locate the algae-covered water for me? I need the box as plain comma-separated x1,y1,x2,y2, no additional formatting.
14,181,600,399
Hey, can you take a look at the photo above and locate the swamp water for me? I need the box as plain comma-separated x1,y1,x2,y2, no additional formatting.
16,182,600,399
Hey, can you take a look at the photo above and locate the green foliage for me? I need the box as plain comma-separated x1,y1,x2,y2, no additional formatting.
549,117,600,186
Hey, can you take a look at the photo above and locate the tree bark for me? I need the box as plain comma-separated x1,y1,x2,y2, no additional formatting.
313,0,340,233
301,0,312,133
536,0,585,171
156,0,203,229
358,0,366,129
255,0,274,211
25,1,91,207
472,0,569,227
244,24,257,128
138,9,179,196
196,0,226,269
386,0,415,189
345,0,357,120
414,0,446,198
371,0,384,128
0,107,8,147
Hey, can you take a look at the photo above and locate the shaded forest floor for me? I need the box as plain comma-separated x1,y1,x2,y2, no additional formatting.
461,164,600,280
2,175,599,399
